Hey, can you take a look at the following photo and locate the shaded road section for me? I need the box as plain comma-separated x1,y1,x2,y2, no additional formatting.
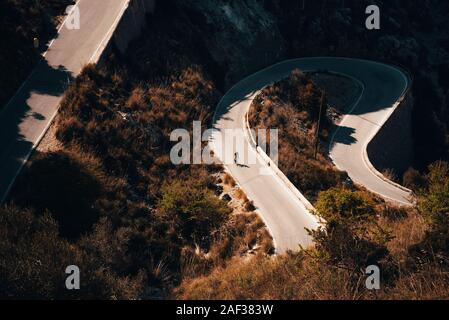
0,0,129,202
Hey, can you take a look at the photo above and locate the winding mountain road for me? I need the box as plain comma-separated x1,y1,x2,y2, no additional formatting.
0,4,411,255
211,57,413,253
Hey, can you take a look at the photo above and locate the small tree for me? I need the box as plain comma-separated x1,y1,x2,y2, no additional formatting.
311,188,396,284
409,161,449,269
158,179,231,248
417,161,449,226
315,187,375,222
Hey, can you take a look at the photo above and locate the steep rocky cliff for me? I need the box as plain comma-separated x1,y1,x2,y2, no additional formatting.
170,0,286,86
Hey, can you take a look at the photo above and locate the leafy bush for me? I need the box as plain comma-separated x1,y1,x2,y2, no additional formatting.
409,161,449,269
315,188,375,222
311,188,396,284
310,221,396,283
416,161,449,226
158,179,231,248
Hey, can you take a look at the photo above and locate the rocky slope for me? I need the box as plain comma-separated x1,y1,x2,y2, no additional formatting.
162,0,285,87
162,0,449,171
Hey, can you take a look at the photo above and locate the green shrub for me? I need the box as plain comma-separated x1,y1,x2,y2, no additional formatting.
409,161,449,269
417,161,449,226
158,179,232,248
315,188,375,222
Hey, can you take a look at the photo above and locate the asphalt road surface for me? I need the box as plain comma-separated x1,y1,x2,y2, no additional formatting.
211,57,412,253
0,7,411,253
0,0,129,202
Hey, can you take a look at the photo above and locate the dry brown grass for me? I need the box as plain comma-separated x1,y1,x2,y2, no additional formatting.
176,249,449,300
223,173,236,187
174,252,364,300
380,266,449,300
381,168,399,183
233,189,255,212
174,202,448,300
178,212,274,282
248,70,347,201
234,188,246,201
380,211,427,260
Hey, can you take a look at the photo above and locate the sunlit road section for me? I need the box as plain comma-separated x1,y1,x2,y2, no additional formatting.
211,57,412,253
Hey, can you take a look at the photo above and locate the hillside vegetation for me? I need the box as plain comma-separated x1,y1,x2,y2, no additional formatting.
176,162,449,300
249,69,347,200
2,4,273,298
2,0,449,300
3,63,272,299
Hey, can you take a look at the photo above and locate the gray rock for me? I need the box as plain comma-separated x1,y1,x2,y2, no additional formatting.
222,193,232,202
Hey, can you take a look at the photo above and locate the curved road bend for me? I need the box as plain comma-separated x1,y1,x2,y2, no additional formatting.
0,0,129,202
211,57,412,253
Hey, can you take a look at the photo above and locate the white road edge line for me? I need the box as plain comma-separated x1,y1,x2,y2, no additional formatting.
210,58,414,248
326,64,413,205
88,0,130,64
0,0,82,119
1,0,130,203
